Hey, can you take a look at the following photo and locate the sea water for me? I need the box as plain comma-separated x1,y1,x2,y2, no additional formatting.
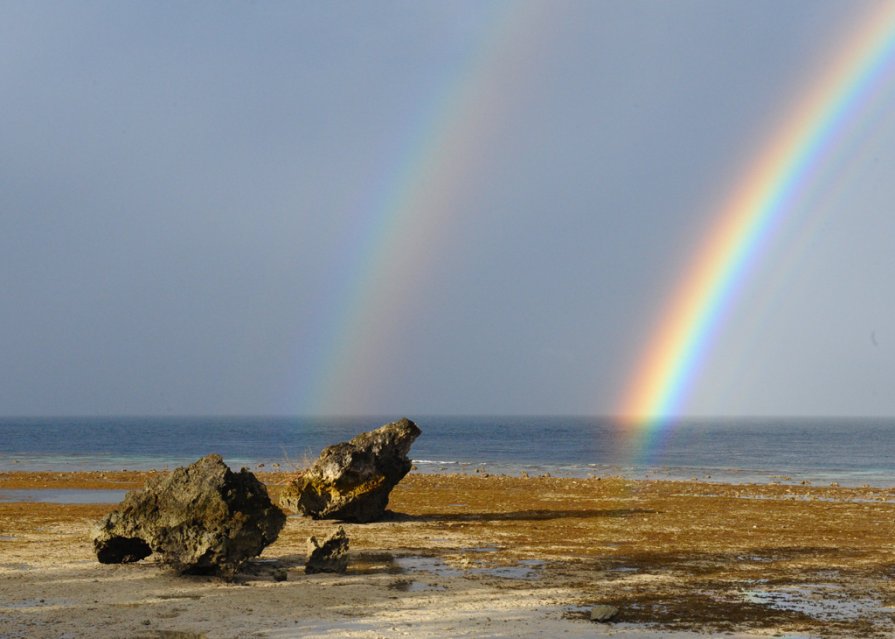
1,415,893,487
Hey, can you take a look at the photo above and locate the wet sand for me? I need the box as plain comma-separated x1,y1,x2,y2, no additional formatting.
1,471,894,638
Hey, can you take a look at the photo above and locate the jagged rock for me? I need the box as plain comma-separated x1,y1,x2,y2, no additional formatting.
305,526,349,574
281,418,421,522
590,604,619,622
93,454,286,580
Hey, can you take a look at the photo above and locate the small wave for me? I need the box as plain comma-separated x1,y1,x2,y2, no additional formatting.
412,459,459,465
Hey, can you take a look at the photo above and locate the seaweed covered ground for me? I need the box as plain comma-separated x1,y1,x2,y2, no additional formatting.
1,471,893,637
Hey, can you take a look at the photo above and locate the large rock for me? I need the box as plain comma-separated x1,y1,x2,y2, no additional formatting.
93,454,286,580
281,418,421,522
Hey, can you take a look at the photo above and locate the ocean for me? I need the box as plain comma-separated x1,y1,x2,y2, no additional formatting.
1,415,894,487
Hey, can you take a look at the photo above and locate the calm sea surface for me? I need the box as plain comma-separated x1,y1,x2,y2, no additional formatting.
1,416,894,487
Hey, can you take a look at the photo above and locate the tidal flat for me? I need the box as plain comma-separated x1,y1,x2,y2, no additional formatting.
1,472,893,638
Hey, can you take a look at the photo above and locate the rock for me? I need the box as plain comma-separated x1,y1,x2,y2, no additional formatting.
306,526,349,574
590,604,619,622
93,454,286,580
281,418,421,522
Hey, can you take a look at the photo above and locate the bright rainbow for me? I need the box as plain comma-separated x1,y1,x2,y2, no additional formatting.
618,4,895,432
292,3,551,415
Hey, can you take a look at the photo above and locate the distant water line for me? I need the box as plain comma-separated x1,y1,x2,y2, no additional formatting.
1,416,893,487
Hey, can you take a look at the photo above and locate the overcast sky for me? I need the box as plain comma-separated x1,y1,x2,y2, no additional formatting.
3,1,894,417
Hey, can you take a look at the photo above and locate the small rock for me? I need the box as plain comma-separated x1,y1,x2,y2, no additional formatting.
590,604,619,622
306,526,349,574
273,567,288,582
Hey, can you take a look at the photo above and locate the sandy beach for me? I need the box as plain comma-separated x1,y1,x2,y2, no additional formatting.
1,471,893,638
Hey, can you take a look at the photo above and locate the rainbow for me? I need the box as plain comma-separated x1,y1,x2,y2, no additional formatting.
292,3,552,415
618,4,895,437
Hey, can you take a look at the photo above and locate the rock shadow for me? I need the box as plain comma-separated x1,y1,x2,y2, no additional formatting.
385,508,657,523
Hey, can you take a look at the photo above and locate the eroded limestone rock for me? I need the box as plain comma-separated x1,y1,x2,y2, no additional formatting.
281,418,421,522
305,526,349,574
93,454,285,579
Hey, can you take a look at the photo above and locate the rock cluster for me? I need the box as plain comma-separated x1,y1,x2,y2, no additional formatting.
93,454,286,580
280,418,421,522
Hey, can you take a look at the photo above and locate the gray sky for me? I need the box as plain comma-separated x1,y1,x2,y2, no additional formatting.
3,1,894,417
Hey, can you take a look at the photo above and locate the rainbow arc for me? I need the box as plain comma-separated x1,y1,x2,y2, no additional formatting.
618,3,895,436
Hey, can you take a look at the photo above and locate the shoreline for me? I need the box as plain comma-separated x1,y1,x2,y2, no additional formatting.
3,467,895,498
1,472,894,637
3,461,895,490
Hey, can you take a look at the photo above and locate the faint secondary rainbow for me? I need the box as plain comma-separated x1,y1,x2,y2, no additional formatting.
292,3,552,415
618,4,895,435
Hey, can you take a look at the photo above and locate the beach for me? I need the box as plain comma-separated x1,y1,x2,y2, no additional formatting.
1,471,893,638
